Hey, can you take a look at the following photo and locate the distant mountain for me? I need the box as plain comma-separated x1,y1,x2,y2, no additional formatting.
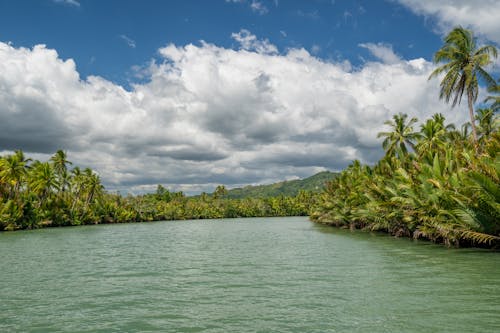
225,171,338,199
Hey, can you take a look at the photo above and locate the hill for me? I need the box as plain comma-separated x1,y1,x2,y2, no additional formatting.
225,171,338,199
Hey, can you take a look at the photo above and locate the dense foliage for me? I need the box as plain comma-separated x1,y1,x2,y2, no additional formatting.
311,111,499,247
0,152,316,231
130,186,315,221
222,171,337,199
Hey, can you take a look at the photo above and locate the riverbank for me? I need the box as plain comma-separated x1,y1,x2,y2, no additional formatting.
310,113,500,249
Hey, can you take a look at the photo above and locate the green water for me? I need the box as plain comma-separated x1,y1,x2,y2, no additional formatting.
0,217,499,333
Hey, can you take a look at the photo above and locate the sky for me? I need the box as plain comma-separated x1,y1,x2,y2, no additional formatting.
0,0,499,194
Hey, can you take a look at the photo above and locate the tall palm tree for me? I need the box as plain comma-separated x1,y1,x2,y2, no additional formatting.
50,150,72,192
29,161,59,206
82,168,103,210
377,112,419,157
429,26,497,145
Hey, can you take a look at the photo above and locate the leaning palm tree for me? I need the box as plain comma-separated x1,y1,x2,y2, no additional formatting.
82,168,104,210
377,112,419,158
429,26,497,146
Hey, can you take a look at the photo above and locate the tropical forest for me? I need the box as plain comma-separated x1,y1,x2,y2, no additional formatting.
1,27,499,249
2,2,500,331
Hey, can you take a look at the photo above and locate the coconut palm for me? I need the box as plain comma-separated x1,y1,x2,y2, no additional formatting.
82,168,103,210
475,108,499,140
29,162,59,207
50,150,72,192
377,112,419,157
0,151,30,200
429,26,497,145
417,114,454,157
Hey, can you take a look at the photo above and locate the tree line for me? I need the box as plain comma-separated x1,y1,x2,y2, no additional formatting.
0,151,316,231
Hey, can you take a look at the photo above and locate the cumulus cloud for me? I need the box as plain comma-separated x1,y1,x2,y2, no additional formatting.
396,0,500,44
0,34,468,194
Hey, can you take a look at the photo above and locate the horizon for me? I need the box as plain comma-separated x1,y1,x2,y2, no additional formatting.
0,0,499,195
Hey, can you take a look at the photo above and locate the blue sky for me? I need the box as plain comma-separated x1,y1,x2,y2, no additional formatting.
0,0,442,86
0,0,499,194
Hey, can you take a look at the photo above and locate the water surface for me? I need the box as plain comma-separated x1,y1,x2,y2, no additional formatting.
1,217,499,332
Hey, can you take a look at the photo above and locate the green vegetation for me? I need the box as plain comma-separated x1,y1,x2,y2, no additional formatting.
222,171,338,199
132,186,316,221
311,26,499,248
1,26,498,250
0,150,105,230
428,26,497,145
0,152,320,231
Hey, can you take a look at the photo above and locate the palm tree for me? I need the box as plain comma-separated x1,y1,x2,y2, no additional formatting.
377,112,419,157
0,151,30,200
429,26,498,145
416,114,451,158
213,185,228,199
29,161,59,206
82,168,103,210
475,108,499,140
50,150,72,192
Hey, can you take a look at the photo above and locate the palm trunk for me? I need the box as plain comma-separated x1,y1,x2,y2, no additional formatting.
467,90,478,149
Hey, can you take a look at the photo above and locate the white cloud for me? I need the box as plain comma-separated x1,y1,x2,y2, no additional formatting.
0,34,468,194
119,35,136,48
359,42,401,64
396,0,500,44
231,29,278,54
53,0,80,7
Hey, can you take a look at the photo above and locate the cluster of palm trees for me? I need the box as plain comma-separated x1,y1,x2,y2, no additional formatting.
311,111,498,246
311,26,499,247
0,149,316,230
0,150,104,230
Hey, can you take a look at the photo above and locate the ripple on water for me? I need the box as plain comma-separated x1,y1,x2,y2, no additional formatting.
0,217,499,333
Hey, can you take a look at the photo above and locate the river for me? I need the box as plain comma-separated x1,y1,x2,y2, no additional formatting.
1,217,499,332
